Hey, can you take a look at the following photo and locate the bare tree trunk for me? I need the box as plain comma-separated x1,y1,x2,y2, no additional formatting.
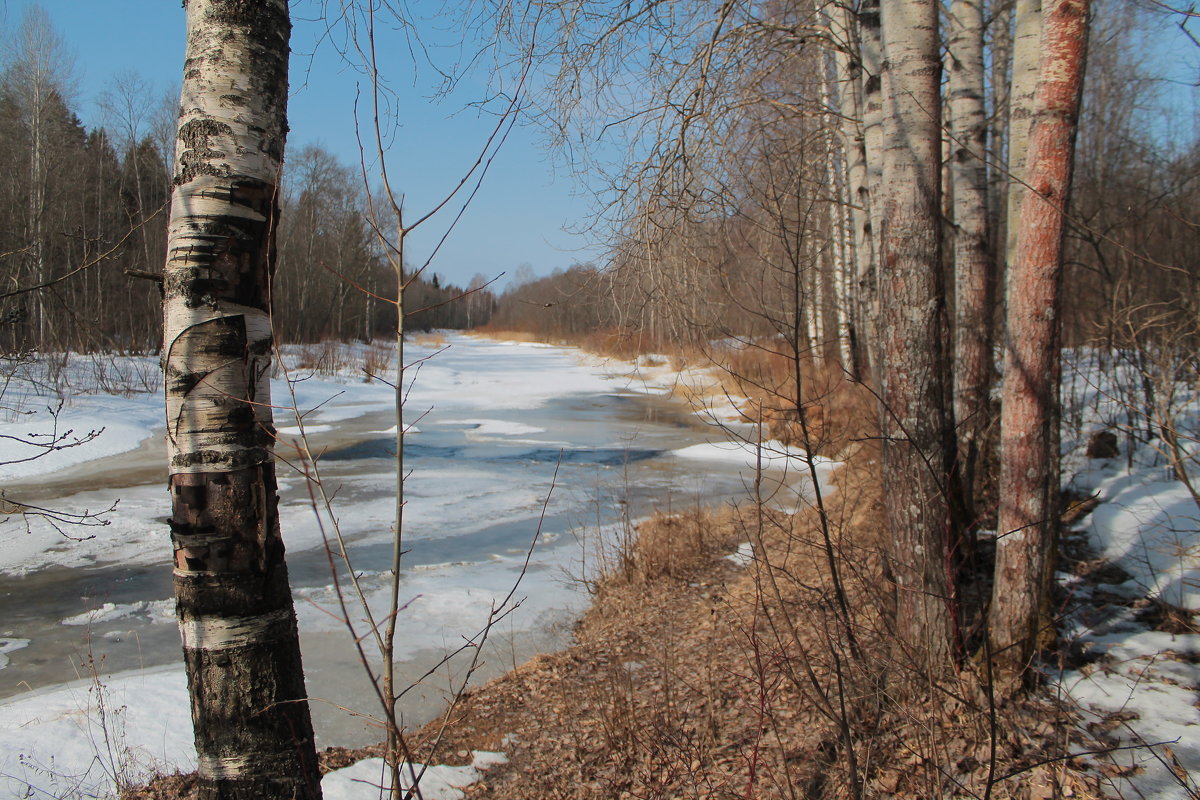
163,2,321,797
878,0,958,676
831,3,874,377
948,0,995,519
1003,0,1044,276
989,0,1089,682
989,0,1014,261
859,0,884,383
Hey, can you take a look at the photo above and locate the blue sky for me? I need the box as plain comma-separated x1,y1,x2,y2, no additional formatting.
0,0,606,290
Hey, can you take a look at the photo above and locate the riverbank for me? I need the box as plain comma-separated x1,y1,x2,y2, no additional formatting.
1,333,812,798
322,443,1111,800
7,333,1196,799
309,335,1194,800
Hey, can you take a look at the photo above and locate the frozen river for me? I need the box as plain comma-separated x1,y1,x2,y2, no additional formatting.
0,335,804,795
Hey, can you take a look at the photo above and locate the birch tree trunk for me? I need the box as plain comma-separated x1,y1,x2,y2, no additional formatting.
878,0,958,676
989,0,1014,259
831,2,874,377
948,0,995,518
858,0,884,382
989,0,1090,683
1003,0,1044,275
163,2,321,797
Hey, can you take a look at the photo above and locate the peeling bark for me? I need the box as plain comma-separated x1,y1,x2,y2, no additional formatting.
990,0,1090,683
163,2,321,797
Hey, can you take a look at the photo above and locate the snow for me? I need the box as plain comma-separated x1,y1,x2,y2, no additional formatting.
1053,349,1200,800
0,667,194,800
321,751,508,800
0,666,508,800
60,601,176,627
725,541,755,567
0,333,751,799
447,418,547,437
0,391,162,482
0,638,29,670
673,439,835,472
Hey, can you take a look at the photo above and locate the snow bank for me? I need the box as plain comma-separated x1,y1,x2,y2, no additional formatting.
322,751,507,800
0,666,507,800
0,667,194,800
1056,347,1200,799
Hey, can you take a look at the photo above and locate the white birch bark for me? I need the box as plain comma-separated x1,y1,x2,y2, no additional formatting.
162,2,321,797
879,0,957,675
948,0,995,513
831,2,874,374
859,0,884,379
989,0,1014,257
1003,0,1044,272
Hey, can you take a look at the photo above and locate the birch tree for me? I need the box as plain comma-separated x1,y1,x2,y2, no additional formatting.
947,0,995,516
990,0,1090,682
830,2,875,377
859,0,884,381
163,2,321,797
878,0,958,674
1003,0,1044,273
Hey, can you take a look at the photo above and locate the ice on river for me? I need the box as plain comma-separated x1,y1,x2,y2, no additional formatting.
0,334,785,800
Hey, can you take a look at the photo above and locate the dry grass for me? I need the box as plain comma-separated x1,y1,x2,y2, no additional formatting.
713,342,878,456
410,331,449,347
390,364,1111,800
469,328,548,344
591,507,743,594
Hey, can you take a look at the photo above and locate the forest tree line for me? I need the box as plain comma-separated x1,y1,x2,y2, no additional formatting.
2,4,1194,365
0,8,489,355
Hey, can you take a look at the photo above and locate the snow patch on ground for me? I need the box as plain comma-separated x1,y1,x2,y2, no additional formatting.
0,667,194,800
1054,349,1200,800
322,751,508,800
673,439,835,472
725,542,755,567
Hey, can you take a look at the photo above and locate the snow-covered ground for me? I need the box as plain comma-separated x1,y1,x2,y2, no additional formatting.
1055,351,1200,799
0,334,781,800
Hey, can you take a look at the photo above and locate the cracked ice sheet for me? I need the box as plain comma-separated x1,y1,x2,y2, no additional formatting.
0,482,168,576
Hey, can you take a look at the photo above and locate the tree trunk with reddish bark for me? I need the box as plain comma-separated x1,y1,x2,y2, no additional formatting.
990,0,1090,683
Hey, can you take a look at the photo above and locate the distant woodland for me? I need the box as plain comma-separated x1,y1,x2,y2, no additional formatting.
0,6,1193,366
